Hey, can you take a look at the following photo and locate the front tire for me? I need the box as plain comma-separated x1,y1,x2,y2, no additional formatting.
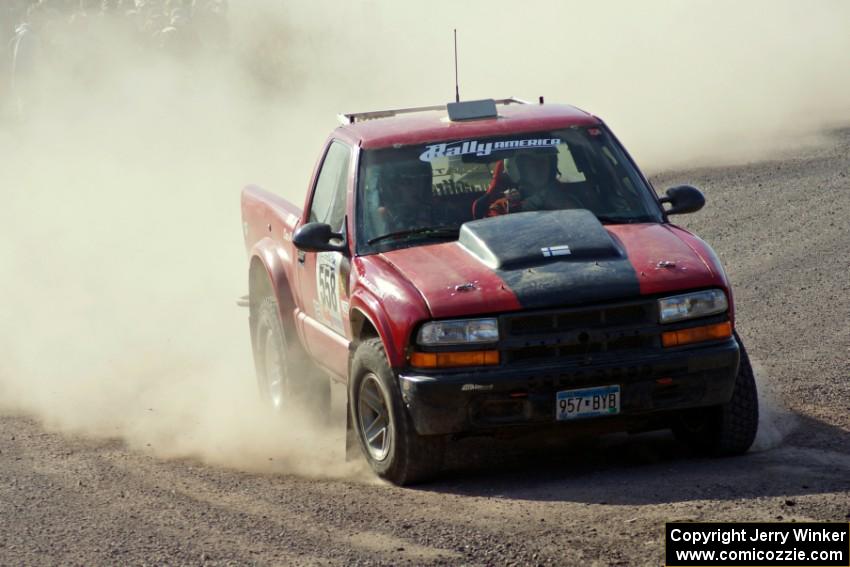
350,338,445,485
673,334,759,456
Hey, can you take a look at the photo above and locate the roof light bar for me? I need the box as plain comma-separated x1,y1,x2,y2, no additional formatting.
337,97,530,126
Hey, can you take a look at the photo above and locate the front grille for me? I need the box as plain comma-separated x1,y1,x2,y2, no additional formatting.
500,300,660,365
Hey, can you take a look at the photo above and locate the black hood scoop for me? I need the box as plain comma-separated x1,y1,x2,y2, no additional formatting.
459,210,623,269
458,210,640,309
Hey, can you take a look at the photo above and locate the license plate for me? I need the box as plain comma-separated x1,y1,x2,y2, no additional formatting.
556,385,620,421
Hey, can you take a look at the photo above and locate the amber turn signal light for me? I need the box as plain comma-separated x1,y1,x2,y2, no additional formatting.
410,350,500,368
662,321,732,347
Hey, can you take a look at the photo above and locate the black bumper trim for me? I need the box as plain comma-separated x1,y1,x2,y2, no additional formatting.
398,338,740,435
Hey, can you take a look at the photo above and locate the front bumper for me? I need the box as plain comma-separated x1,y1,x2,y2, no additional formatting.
398,338,740,436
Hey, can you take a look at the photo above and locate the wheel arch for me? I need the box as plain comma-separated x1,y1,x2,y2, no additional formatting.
350,307,380,343
348,293,406,368
247,242,301,362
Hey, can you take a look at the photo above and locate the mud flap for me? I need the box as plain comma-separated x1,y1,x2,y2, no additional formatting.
345,398,360,462
345,344,361,462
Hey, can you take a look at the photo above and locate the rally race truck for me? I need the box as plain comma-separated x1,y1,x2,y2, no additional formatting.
240,98,758,485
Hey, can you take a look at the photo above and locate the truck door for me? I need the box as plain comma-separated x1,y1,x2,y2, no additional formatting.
296,140,352,380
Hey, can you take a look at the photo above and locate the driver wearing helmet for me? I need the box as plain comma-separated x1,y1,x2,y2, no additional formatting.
487,151,580,216
371,160,434,235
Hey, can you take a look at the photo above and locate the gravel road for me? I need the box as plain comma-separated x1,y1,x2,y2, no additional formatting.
2,129,849,567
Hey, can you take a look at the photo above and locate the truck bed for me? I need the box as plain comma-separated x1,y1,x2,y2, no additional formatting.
241,185,302,254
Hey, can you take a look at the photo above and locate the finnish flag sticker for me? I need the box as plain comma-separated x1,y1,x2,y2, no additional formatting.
541,245,571,257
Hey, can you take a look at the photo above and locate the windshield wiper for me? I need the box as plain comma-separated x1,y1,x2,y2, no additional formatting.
368,226,459,245
594,215,648,224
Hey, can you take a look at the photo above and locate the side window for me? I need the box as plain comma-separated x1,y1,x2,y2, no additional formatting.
308,141,351,231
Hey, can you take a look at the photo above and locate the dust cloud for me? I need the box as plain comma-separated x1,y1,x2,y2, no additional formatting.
0,0,368,479
0,1,846,476
751,361,797,452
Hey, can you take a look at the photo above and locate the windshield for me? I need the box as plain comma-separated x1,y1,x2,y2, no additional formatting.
357,126,662,253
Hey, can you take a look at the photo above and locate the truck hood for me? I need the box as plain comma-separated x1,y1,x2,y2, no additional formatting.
378,210,722,319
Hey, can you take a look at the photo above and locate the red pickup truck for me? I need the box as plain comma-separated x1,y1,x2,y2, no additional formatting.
241,98,758,485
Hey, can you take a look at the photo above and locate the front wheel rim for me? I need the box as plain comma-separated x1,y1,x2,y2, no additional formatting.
358,373,393,462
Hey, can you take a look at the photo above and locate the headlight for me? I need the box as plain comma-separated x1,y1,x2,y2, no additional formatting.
658,289,728,324
417,318,499,345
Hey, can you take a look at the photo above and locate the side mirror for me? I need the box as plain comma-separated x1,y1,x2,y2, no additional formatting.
659,185,705,216
292,222,347,253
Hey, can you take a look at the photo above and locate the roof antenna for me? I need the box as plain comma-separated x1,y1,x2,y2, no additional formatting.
453,29,460,103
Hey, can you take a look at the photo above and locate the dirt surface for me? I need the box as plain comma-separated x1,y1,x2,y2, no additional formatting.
2,129,849,566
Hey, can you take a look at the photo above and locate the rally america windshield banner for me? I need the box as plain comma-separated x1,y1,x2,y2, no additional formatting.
419,138,562,162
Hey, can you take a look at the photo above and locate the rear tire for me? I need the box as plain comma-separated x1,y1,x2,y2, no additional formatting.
673,334,759,456
350,338,445,485
252,296,330,417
